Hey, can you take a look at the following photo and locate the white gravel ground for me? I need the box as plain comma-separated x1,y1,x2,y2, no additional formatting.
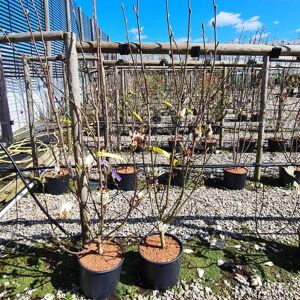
0,177,299,299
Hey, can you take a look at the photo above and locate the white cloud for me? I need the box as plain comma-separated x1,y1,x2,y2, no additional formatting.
175,37,202,43
273,20,280,25
129,27,147,41
236,16,262,32
209,11,262,32
295,28,300,33
210,12,241,27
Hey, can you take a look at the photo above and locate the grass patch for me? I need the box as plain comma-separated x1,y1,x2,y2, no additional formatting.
0,236,299,299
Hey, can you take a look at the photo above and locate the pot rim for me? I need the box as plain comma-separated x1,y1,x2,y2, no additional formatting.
168,136,183,142
268,137,287,142
78,240,124,274
116,165,137,174
224,167,248,174
45,168,70,178
138,232,183,266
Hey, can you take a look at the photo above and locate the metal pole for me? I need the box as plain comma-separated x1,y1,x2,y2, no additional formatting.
254,56,270,182
65,0,72,32
43,0,51,57
78,7,84,41
0,54,13,144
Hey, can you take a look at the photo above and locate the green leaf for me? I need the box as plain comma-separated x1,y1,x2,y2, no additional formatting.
96,151,125,162
162,100,173,109
132,111,143,122
148,146,178,166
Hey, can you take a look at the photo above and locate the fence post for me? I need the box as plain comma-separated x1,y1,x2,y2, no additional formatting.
254,56,269,182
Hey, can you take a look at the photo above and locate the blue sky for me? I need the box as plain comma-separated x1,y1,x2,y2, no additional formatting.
76,0,300,43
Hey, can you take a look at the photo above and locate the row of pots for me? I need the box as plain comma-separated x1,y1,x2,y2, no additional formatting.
79,233,183,299
170,136,300,153
44,165,249,196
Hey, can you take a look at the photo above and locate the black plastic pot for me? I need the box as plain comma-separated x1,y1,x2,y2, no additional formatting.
223,167,248,190
212,125,220,135
237,113,248,122
250,113,260,122
157,168,188,187
78,247,124,300
279,166,295,186
202,138,217,153
116,166,137,191
291,137,300,152
239,138,257,152
168,136,183,153
45,171,70,195
268,138,287,152
171,168,188,187
138,233,183,291
295,168,300,184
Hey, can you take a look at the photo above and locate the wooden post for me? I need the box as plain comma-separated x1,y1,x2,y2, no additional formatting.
22,57,38,174
0,54,13,144
64,32,91,243
254,56,269,182
219,67,227,149
65,0,71,32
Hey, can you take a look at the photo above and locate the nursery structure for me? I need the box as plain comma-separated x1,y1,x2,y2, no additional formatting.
0,10,300,299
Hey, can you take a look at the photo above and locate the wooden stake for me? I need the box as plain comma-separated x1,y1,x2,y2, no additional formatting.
64,32,91,243
22,57,39,175
219,67,227,149
254,56,270,182
114,66,121,151
62,62,72,151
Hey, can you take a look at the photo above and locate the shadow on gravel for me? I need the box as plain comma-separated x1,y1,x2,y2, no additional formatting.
0,239,78,298
195,234,300,277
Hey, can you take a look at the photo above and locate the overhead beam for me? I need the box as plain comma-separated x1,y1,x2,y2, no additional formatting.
0,31,64,44
78,41,300,57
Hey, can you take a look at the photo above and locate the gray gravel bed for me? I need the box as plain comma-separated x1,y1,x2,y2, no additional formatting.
0,182,299,299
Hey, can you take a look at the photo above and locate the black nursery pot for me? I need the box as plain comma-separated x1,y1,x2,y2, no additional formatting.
291,137,300,152
279,166,295,186
138,233,183,291
157,168,188,187
223,167,248,190
78,250,124,300
45,170,70,195
116,166,137,191
239,138,257,152
168,136,183,153
268,137,287,152
294,167,300,184
202,138,217,153
250,113,260,122
171,168,188,187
